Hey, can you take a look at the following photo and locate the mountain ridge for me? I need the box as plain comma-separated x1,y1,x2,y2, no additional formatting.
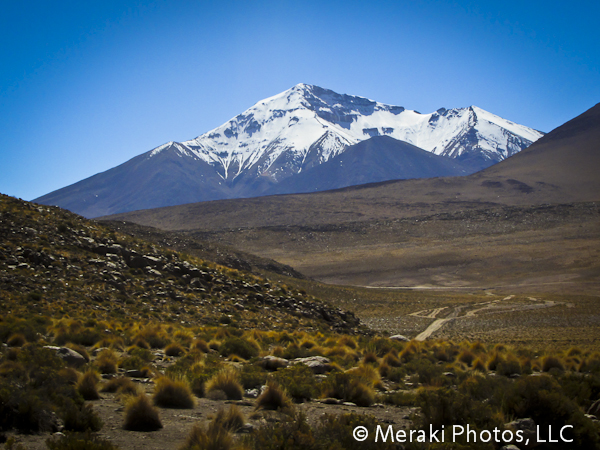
35,84,544,217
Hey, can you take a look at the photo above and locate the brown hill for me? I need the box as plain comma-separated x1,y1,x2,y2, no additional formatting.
102,102,600,231
99,103,600,294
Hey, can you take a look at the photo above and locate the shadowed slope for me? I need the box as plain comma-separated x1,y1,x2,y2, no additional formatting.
267,136,471,195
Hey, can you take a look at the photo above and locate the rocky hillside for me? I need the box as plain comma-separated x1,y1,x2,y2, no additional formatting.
0,193,360,333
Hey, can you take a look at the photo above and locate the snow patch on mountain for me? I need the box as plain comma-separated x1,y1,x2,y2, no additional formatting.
147,83,543,183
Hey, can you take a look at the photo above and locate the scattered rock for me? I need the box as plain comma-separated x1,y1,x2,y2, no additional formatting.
259,356,289,371
238,423,256,433
588,399,600,416
504,418,538,449
44,346,86,368
390,335,410,342
125,369,148,378
292,356,331,374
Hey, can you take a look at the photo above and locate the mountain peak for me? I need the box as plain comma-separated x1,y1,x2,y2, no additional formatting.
34,85,544,217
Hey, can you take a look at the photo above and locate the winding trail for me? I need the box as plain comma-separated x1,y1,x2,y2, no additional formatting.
411,295,560,341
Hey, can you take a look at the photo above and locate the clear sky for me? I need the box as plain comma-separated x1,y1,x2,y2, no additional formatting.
1,0,598,200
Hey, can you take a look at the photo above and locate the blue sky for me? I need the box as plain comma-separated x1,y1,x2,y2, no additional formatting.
1,0,598,200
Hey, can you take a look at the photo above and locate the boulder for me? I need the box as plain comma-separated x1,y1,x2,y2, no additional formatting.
44,346,86,368
259,356,289,371
292,356,332,374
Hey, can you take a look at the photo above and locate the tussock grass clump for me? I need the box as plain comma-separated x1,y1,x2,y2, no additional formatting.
542,355,564,372
165,342,185,357
338,335,357,349
77,369,101,400
135,326,168,349
469,341,487,353
205,367,243,400
272,364,317,402
383,352,401,367
123,393,162,431
100,377,139,396
399,341,420,363
7,333,26,347
472,358,487,372
95,349,118,374
348,363,382,388
362,351,378,364
486,351,504,372
378,361,391,378
497,354,522,376
299,339,316,350
457,350,475,366
59,367,80,386
190,339,210,353
153,376,195,408
61,400,103,432
179,422,233,450
132,338,150,349
322,372,375,407
213,404,245,432
240,363,268,389
255,381,293,411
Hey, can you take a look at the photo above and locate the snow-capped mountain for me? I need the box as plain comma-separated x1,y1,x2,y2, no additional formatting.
35,84,544,217
153,83,542,182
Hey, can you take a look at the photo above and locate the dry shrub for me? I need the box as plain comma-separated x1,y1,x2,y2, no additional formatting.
379,361,391,378
519,357,532,374
470,341,487,353
348,363,382,388
7,333,26,347
497,354,522,376
179,422,233,450
486,352,504,372
213,405,245,432
323,372,376,407
472,358,487,372
324,346,348,358
255,382,293,411
362,351,378,364
59,367,80,386
205,367,243,400
173,330,194,347
123,394,162,431
541,355,564,372
153,376,195,408
433,342,458,362
300,339,316,350
136,326,168,349
133,338,150,349
271,346,285,358
96,349,118,374
165,342,185,357
208,340,221,352
101,377,139,396
77,369,101,400
338,336,357,349
383,352,401,367
458,350,475,367
191,339,210,353
399,341,420,363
